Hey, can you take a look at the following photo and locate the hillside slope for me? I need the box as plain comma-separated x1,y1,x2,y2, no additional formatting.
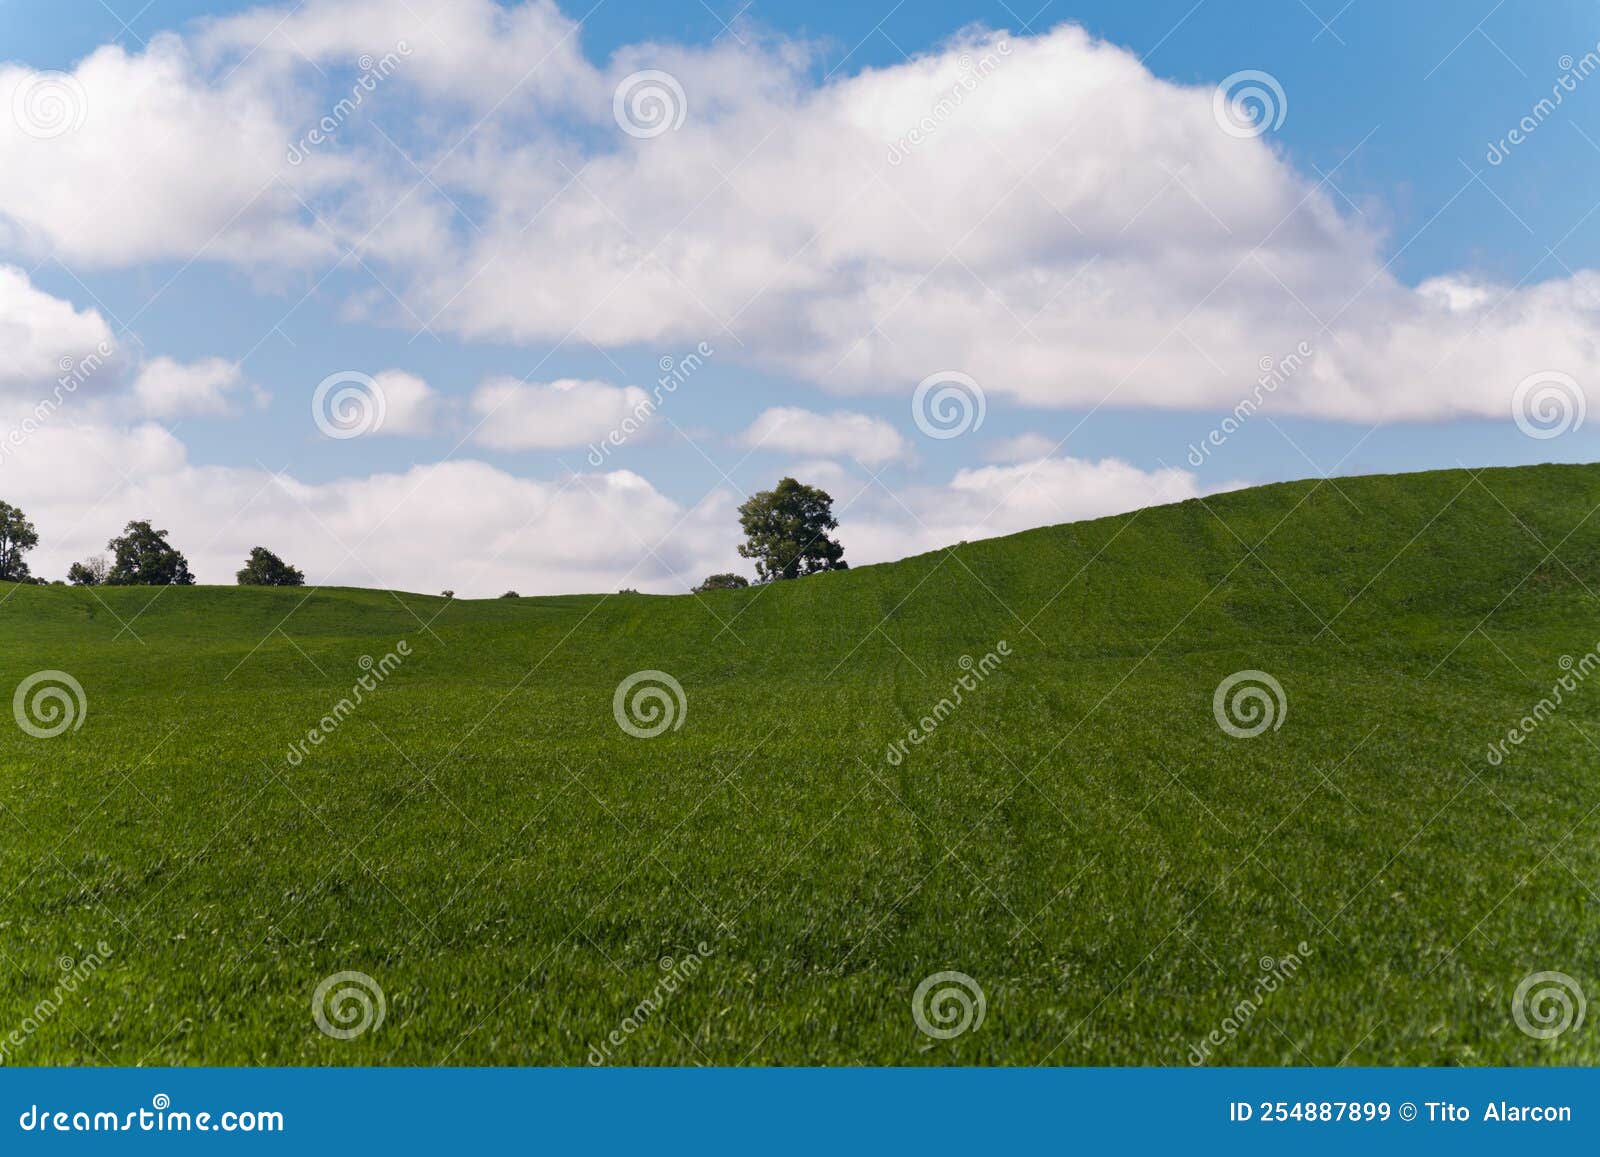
1,463,1598,1064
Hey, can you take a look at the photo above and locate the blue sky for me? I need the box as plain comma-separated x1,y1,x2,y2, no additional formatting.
0,1,1596,593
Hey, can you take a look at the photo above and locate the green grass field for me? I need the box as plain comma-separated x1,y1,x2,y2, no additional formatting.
2,463,1598,1065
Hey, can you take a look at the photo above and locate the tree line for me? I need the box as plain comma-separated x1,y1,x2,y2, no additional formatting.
0,476,848,593
0,501,304,588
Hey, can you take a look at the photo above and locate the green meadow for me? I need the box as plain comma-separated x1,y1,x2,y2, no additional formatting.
1,463,1597,1065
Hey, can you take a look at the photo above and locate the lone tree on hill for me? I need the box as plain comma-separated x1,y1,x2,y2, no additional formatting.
236,546,304,586
0,500,39,583
67,555,110,586
693,572,749,593
737,477,847,583
106,520,194,586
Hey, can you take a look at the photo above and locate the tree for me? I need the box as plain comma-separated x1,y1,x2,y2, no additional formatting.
737,477,847,582
500,590,520,598
106,520,194,586
67,555,109,587
236,546,304,586
693,572,749,593
0,501,38,583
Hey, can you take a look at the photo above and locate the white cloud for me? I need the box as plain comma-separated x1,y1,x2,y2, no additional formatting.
469,377,652,450
132,356,252,417
738,407,910,465
199,0,600,114
3,5,1596,433
835,454,1207,565
0,265,115,392
0,417,738,596
326,16,1599,426
369,369,444,435
0,39,336,267
0,367,1216,596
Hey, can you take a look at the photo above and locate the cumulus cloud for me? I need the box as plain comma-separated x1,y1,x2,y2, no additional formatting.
0,416,740,596
132,357,253,417
367,369,444,435
0,39,336,267
469,378,653,450
738,407,910,466
200,0,601,113
0,265,115,391
5,8,1596,426
833,455,1208,565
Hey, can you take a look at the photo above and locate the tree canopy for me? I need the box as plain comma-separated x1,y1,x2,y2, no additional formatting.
693,572,749,593
236,546,305,587
107,520,194,586
67,556,109,587
736,477,847,583
0,501,39,583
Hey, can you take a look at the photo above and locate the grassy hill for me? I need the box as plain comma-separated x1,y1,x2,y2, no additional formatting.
2,462,1598,1065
